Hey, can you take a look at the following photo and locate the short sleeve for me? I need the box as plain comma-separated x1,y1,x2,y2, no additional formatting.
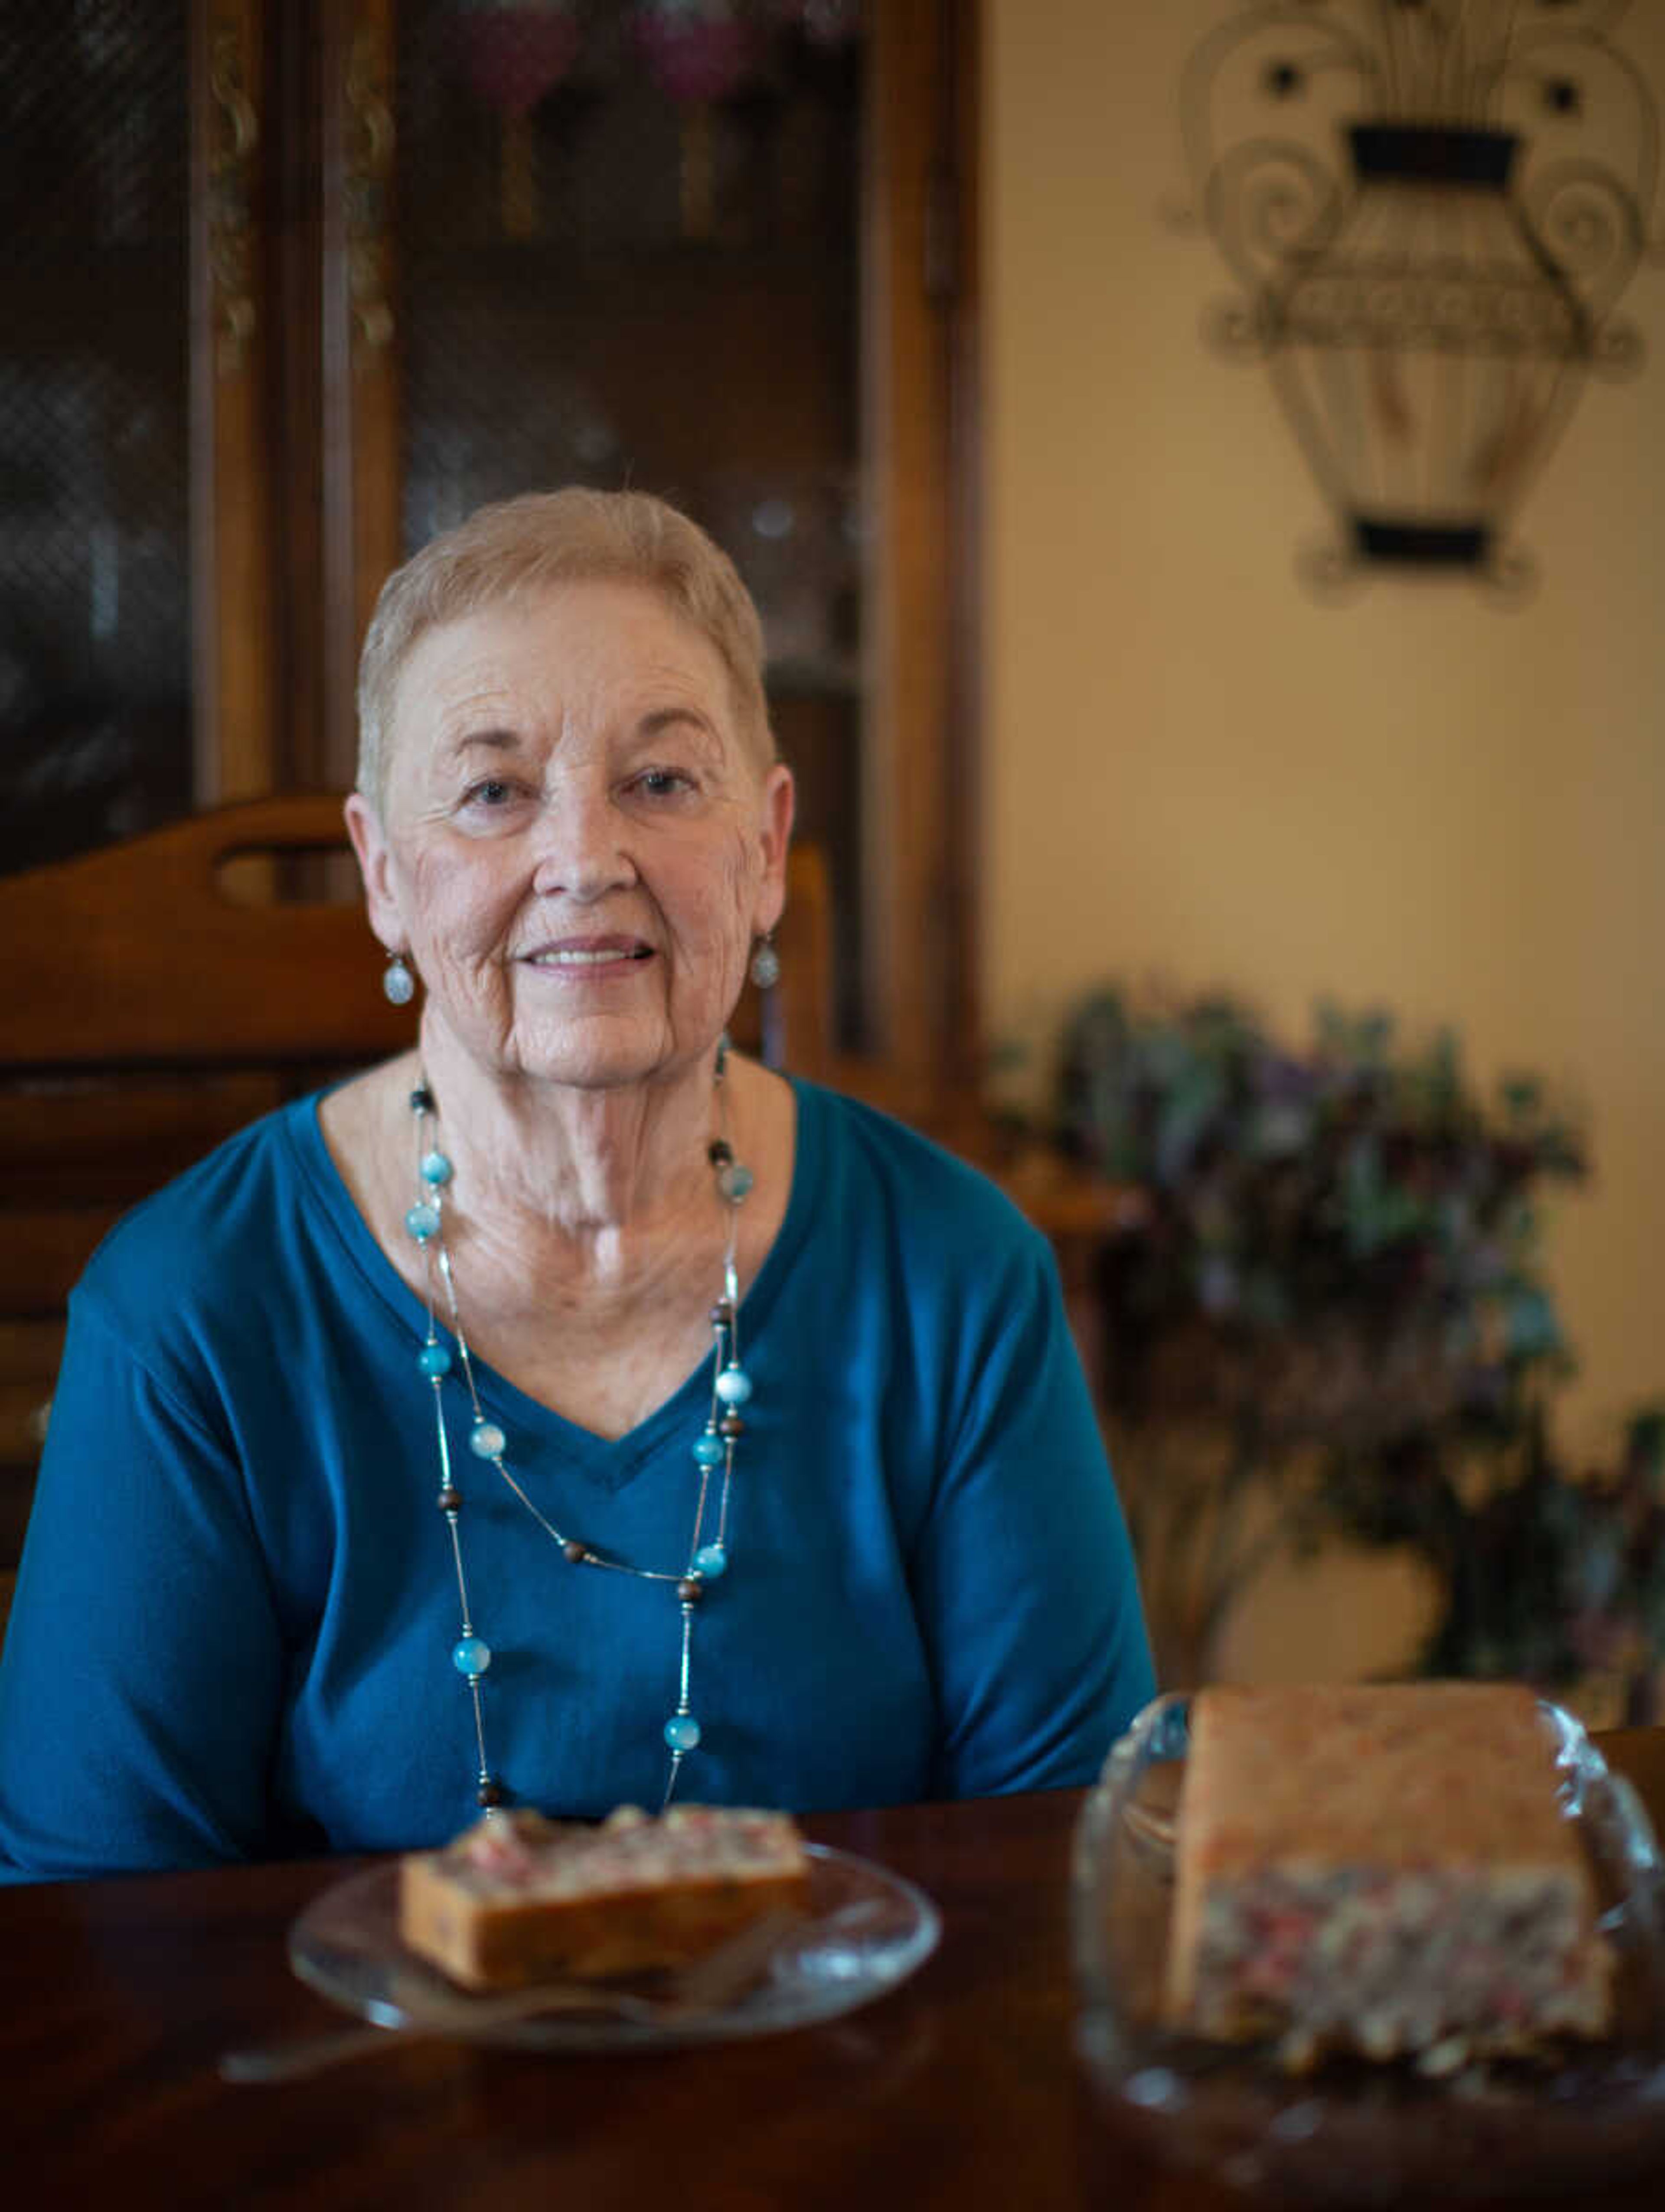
0,1292,289,1882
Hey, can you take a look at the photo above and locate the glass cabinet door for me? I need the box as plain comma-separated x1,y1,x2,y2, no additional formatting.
324,0,964,1066
0,1,195,874
0,0,284,876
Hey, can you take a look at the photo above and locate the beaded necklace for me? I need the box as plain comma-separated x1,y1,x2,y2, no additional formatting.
400,1040,755,1816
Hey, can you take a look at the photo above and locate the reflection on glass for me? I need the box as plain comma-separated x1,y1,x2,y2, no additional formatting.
0,0,192,876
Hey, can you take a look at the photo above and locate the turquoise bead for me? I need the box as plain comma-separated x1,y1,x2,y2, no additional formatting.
663,1714,701,1752
405,1201,441,1242
692,1543,728,1579
452,1635,491,1678
418,1342,452,1378
421,1149,454,1186
692,1431,724,1468
714,1363,752,1407
469,1420,506,1459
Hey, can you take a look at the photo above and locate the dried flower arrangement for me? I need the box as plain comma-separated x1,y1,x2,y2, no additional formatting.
1041,990,1662,1717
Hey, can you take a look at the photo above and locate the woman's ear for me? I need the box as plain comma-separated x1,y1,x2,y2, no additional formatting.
754,762,796,935
344,791,405,954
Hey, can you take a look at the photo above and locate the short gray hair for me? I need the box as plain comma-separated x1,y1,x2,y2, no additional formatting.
356,487,773,810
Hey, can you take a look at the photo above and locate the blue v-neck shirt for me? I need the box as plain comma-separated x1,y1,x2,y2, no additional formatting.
0,1079,1152,1881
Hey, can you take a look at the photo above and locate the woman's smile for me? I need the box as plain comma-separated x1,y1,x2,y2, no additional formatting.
520,934,656,974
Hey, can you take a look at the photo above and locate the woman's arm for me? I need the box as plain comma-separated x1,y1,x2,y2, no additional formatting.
910,1231,1156,1799
0,1293,288,1882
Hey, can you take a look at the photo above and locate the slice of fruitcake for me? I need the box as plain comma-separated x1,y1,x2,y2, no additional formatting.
1162,1682,1614,2072
400,1802,810,1990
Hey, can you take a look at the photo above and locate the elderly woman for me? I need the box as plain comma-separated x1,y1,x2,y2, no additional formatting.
0,489,1152,1881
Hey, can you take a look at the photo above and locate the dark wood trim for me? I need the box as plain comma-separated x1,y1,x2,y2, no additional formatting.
860,0,979,1103
943,0,982,1098
320,0,402,793
269,0,328,788
191,0,280,801
318,0,356,788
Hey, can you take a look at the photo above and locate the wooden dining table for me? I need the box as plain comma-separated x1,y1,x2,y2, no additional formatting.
6,1727,1663,2210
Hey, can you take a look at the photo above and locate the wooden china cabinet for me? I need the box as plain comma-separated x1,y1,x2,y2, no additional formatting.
0,0,979,1094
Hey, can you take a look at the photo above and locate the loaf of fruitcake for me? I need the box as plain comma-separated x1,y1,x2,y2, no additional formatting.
1162,1682,1614,2071
400,1803,810,1990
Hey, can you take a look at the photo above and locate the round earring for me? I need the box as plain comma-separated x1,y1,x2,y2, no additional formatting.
749,934,780,990
382,951,416,1006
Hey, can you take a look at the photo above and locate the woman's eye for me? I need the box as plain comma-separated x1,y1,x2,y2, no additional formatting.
451,776,531,832
633,768,694,799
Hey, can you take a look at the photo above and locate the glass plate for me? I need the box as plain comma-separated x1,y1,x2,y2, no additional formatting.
288,1842,939,2053
1072,1694,1665,2204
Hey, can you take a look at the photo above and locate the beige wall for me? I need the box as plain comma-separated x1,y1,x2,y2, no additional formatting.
981,2,1665,1678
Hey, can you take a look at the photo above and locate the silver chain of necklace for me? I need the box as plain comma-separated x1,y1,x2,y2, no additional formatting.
400,1039,754,1816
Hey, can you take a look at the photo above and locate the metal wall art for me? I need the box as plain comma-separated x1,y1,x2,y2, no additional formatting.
1178,0,1663,599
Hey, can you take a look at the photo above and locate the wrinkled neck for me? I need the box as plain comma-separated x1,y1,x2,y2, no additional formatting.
414,1022,726,1248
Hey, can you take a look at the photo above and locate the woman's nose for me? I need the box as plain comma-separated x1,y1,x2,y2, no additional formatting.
527,788,636,901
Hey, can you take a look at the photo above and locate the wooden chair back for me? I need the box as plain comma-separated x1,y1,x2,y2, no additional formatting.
0,796,833,1624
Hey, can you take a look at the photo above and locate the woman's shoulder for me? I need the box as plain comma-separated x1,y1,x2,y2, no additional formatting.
75,1092,328,1319
792,1077,1048,1263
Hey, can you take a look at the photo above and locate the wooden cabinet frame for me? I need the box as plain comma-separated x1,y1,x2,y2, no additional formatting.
189,0,981,1114
190,0,279,802
861,0,980,1100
